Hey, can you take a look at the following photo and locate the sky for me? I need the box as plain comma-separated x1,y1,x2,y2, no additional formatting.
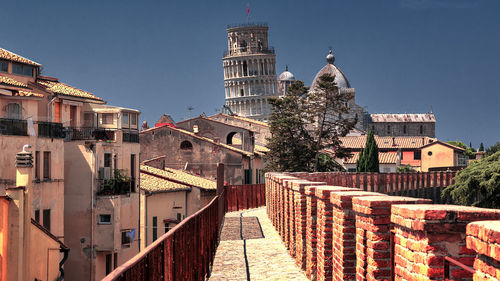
2,0,499,147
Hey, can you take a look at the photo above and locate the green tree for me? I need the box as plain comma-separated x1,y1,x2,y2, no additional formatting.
309,73,357,171
447,141,475,159
442,151,500,208
486,142,500,156
397,164,416,173
357,130,379,172
264,81,315,172
479,142,485,152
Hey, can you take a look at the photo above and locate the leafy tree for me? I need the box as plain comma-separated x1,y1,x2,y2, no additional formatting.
317,153,344,172
486,142,500,156
442,151,500,208
309,73,357,171
479,142,485,152
447,141,475,159
397,164,416,173
264,81,315,172
356,130,379,172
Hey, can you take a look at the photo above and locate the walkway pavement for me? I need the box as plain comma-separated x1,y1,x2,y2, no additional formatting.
209,207,308,281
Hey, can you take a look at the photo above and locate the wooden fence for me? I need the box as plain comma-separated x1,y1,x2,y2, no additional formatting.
291,171,457,203
224,184,266,212
102,192,225,281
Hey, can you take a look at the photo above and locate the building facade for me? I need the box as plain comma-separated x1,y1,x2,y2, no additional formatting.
222,23,279,122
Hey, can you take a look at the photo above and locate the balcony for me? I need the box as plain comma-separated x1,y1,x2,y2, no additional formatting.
0,118,27,136
97,178,135,196
65,127,115,142
37,121,65,138
223,47,275,57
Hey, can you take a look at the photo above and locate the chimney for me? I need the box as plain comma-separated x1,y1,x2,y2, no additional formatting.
6,145,33,281
193,125,199,134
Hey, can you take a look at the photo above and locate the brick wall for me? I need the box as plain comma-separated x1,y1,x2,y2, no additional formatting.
265,172,500,281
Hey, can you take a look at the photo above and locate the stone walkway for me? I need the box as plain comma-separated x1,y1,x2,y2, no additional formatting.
209,207,308,281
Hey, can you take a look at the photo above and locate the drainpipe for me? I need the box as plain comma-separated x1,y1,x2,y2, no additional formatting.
47,95,57,122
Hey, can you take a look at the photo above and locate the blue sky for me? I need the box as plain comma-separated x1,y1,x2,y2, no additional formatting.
2,0,499,147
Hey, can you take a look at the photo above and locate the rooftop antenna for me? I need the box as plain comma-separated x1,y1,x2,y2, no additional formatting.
430,106,433,114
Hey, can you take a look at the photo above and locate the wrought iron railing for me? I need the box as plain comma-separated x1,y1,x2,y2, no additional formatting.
37,121,65,138
223,46,275,57
65,127,115,142
0,118,27,136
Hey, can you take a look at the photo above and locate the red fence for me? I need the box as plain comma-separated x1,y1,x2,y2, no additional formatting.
291,171,457,203
224,184,266,212
102,193,225,281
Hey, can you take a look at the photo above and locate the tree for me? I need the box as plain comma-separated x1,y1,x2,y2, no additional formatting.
309,73,357,171
264,81,315,172
447,141,475,159
486,142,500,156
356,130,379,172
397,164,416,173
479,142,485,152
441,151,500,208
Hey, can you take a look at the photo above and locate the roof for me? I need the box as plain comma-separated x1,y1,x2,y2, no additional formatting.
38,79,104,102
141,165,217,191
140,171,191,192
87,103,140,114
209,113,269,127
344,151,399,164
177,115,256,132
340,136,436,149
311,52,351,90
0,48,41,66
420,140,465,151
16,90,44,98
156,114,176,127
0,75,30,88
370,113,435,123
141,125,254,157
279,70,295,81
31,219,69,249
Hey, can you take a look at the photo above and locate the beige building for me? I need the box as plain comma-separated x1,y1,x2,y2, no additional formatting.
420,141,467,172
139,165,216,247
208,113,270,146
2,148,69,281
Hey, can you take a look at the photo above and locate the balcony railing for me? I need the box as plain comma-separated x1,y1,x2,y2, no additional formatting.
123,131,139,143
97,178,136,196
37,121,65,139
65,127,115,142
223,46,275,57
0,118,27,136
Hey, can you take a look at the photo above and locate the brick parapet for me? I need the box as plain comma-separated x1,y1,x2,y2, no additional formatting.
391,204,500,281
466,220,500,280
305,185,320,278
353,196,431,281
329,191,382,281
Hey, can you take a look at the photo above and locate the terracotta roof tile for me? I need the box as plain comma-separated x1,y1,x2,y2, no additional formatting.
38,80,104,102
15,90,44,98
141,165,217,190
340,136,436,149
140,172,190,192
344,151,399,164
0,75,29,88
0,48,41,66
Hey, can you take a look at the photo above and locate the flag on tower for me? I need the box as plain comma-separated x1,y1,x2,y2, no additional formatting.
247,4,250,16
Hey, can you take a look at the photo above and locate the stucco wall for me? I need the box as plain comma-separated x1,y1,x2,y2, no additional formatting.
421,144,454,172
29,224,62,281
209,114,270,145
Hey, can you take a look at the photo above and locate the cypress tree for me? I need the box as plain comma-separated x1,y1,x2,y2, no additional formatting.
479,142,485,152
356,130,379,172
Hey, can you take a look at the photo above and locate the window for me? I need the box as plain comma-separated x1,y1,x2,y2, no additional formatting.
414,151,421,160
83,113,94,127
43,209,51,231
420,125,424,134
122,113,129,125
240,89,244,97
35,151,40,180
102,113,114,125
43,152,51,180
387,125,391,135
403,125,407,134
114,253,118,269
428,151,433,156
152,216,157,241
104,153,112,168
0,60,7,72
12,63,33,76
130,113,137,126
106,254,112,275
177,213,182,222
180,141,193,150
99,214,112,224
6,103,21,119
244,169,252,184
34,209,40,223
121,231,131,245
130,154,136,192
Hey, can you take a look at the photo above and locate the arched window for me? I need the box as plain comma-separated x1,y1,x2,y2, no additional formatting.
243,61,248,76
180,141,193,150
6,103,21,119
240,89,244,97
226,132,237,145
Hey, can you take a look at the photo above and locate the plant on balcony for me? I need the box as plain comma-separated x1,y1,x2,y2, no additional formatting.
98,169,132,195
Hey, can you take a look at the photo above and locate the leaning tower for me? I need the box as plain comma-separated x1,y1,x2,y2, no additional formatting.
222,23,278,121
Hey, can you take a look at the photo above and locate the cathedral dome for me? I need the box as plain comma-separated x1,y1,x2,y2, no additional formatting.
278,66,295,81
311,50,351,90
